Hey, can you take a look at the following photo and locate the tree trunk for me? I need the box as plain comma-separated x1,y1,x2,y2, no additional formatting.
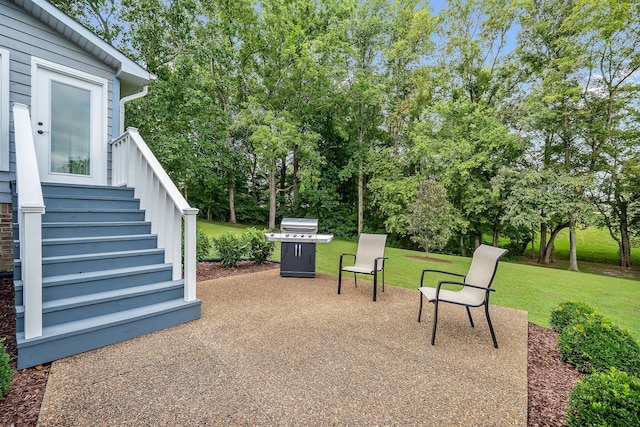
619,213,632,268
492,228,499,247
357,127,364,236
474,234,480,249
228,184,236,224
568,220,579,271
460,235,466,257
269,159,277,230
531,228,536,259
358,163,363,235
213,59,237,225
542,223,569,264
292,144,299,216
279,156,287,197
539,222,547,262
251,155,259,202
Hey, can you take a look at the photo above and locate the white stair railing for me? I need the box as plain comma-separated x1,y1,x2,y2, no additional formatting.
111,128,198,301
13,103,45,339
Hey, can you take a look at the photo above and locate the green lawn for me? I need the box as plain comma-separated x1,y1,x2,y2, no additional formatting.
526,227,640,265
198,220,640,339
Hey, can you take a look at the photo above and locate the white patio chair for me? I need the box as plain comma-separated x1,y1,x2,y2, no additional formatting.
417,244,508,348
338,234,388,301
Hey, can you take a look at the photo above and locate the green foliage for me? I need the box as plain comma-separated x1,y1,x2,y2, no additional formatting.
196,230,212,262
407,180,454,255
566,368,640,427
243,228,275,264
550,300,601,333
558,317,640,376
212,233,246,268
0,338,12,399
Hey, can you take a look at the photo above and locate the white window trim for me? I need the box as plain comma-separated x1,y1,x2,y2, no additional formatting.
0,48,9,171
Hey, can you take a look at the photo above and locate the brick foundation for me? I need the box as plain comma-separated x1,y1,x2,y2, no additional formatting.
0,203,14,272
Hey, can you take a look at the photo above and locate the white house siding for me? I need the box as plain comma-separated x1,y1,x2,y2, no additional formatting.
0,0,117,203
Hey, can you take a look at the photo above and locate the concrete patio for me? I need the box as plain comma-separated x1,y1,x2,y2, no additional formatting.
37,270,528,426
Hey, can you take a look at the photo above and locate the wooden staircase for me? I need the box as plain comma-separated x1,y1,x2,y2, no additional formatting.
13,183,201,369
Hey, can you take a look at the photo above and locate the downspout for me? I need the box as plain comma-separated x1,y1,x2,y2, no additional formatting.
119,85,148,135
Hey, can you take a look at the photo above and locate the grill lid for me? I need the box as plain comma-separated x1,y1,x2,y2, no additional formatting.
280,218,318,234
265,218,332,242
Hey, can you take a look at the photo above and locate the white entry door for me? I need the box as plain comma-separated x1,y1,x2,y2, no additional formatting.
33,60,107,185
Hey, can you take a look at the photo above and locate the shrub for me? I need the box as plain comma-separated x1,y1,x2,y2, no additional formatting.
567,368,640,427
550,300,601,333
243,228,275,264
212,233,246,268
558,317,640,376
196,229,212,262
0,338,12,399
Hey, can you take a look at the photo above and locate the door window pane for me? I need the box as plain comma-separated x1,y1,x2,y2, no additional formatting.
50,81,91,175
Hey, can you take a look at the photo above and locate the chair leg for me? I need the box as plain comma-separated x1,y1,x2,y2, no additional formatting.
431,301,439,345
466,306,475,328
382,269,385,292
353,273,357,288
373,270,377,302
485,304,498,348
418,292,423,322
338,269,343,294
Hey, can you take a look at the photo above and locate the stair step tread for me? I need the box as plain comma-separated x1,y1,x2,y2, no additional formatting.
17,299,200,344
44,208,142,212
40,234,156,244
41,182,132,191
13,263,174,289
15,280,183,314
42,221,149,227
43,191,136,199
42,248,164,263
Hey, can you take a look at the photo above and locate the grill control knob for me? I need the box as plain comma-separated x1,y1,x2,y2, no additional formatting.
285,234,289,237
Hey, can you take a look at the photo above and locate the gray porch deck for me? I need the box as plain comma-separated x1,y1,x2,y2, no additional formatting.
37,270,528,426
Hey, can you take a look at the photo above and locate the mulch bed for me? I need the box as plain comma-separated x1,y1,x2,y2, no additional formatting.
1,262,582,426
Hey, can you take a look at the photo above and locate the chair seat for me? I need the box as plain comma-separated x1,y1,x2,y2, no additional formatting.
342,265,376,274
419,287,484,307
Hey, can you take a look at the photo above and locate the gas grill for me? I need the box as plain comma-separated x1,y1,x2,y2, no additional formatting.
265,218,333,277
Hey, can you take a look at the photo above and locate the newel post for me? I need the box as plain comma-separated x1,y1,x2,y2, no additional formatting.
183,208,199,302
21,206,45,339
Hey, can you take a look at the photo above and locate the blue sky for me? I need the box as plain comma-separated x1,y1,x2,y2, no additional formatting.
429,0,448,14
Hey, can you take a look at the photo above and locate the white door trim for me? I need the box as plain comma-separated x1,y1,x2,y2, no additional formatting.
31,57,109,185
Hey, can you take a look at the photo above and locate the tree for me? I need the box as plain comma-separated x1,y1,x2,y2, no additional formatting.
412,100,524,251
407,180,454,257
516,0,588,268
339,0,388,235
50,0,125,45
495,168,593,269
195,0,259,223
569,0,640,267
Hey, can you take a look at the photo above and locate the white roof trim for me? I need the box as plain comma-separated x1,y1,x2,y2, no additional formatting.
13,0,154,90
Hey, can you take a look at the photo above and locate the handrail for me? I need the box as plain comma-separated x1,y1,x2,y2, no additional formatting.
111,128,199,301
13,103,45,339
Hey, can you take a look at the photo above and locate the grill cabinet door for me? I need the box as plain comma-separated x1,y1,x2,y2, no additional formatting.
280,242,316,277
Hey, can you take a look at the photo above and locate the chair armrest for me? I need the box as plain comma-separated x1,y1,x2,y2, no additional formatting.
420,269,465,288
339,253,356,270
435,280,495,294
374,257,388,271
